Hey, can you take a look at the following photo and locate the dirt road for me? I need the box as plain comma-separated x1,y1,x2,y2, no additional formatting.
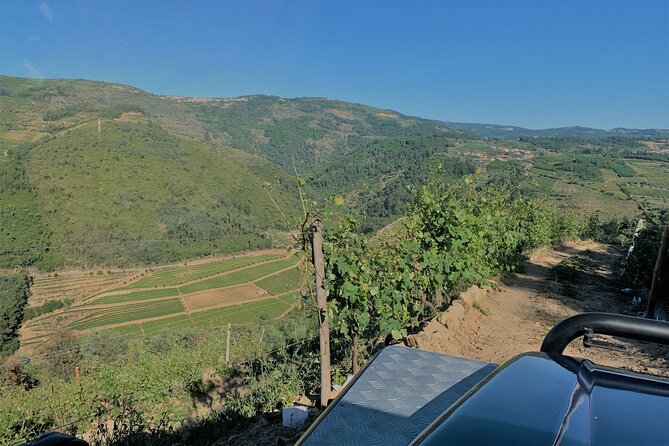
431,241,669,376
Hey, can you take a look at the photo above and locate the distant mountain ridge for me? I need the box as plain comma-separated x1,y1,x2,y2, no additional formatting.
440,121,669,139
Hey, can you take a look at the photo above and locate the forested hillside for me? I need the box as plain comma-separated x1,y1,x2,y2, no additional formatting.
443,121,669,140
0,76,470,268
1,75,668,268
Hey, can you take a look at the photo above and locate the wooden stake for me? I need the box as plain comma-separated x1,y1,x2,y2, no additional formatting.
646,226,669,319
75,366,83,400
259,326,265,355
312,219,331,408
225,323,231,364
352,336,360,374
50,383,58,423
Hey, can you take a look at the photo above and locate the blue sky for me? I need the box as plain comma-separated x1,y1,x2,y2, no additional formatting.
1,0,668,129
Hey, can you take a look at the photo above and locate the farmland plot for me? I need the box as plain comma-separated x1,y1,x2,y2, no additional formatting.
123,252,285,288
179,257,298,294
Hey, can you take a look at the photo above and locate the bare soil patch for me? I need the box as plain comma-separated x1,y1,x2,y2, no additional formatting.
326,108,356,120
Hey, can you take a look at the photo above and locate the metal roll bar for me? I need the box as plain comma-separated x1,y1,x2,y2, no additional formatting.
540,312,669,354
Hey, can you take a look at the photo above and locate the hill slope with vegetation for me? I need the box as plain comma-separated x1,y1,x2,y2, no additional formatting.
1,75,668,269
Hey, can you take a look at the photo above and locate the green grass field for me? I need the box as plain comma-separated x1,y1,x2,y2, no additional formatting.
69,298,185,330
624,185,669,199
92,287,180,305
255,268,301,294
179,257,298,294
102,293,299,339
141,315,194,337
105,324,144,338
187,295,296,329
123,253,285,289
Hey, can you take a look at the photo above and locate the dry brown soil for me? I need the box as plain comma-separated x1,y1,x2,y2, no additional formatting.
428,241,669,376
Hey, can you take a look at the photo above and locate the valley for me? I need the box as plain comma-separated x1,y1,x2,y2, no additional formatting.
1,2,668,444
1,74,667,359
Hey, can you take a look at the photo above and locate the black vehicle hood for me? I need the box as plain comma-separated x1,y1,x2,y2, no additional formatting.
413,353,669,446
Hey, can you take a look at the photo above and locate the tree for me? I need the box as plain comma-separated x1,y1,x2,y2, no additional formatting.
42,330,82,380
0,273,31,356
81,331,128,362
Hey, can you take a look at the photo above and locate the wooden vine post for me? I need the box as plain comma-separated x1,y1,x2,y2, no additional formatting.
646,226,669,319
225,323,232,364
312,219,332,408
75,366,83,400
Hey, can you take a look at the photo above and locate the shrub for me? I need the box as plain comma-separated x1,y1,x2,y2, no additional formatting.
623,209,669,290
0,273,32,356
41,330,82,380
1,361,39,390
323,177,586,353
223,360,304,418
23,299,67,321
81,331,129,362
144,328,200,354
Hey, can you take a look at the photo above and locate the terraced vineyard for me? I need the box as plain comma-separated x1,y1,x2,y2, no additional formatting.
92,288,180,305
28,271,136,307
111,293,300,340
122,252,285,289
69,298,186,330
179,257,298,294
255,268,302,294
19,250,304,353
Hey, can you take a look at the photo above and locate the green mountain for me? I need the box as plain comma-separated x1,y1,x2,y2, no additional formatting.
0,77,306,268
0,76,474,268
1,75,666,269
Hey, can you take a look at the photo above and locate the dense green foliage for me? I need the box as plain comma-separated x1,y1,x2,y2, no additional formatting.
23,299,71,321
622,209,669,290
532,154,637,182
190,95,464,171
2,119,297,269
0,273,32,356
0,307,318,445
81,331,129,362
584,213,636,245
313,135,476,231
323,178,581,363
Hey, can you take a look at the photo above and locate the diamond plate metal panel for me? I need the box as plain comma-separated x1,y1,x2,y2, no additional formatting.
300,346,497,446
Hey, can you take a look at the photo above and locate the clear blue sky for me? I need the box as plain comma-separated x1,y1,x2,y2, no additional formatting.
2,0,668,129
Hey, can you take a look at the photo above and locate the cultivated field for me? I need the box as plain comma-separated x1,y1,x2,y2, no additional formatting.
522,158,668,217
19,250,304,353
121,251,285,289
28,271,137,307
